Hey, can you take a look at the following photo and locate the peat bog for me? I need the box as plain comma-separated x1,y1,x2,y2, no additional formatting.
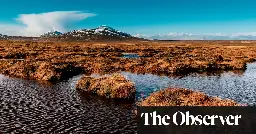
1,40,256,133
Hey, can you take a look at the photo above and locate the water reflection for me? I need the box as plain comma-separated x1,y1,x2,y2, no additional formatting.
1,62,255,132
122,53,140,58
122,62,256,105
0,74,136,133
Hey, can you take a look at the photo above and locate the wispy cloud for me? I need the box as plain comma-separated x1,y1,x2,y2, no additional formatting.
0,11,96,36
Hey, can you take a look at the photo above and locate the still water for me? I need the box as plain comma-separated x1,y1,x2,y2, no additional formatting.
121,53,140,59
1,62,256,133
0,75,136,133
122,62,256,105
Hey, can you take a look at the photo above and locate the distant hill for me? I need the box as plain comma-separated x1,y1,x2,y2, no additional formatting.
0,34,8,40
40,25,141,41
0,25,145,41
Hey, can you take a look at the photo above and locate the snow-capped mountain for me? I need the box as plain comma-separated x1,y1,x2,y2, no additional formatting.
41,31,63,37
62,25,134,40
40,25,138,41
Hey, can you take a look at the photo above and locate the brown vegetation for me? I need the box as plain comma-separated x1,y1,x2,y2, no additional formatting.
0,40,256,81
76,73,136,100
139,88,240,106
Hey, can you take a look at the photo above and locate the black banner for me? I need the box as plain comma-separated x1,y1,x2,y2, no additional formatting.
137,106,256,134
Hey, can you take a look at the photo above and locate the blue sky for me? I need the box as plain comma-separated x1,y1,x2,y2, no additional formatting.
1,0,256,38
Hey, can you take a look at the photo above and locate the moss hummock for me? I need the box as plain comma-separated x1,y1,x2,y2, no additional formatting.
76,73,136,100
139,88,240,106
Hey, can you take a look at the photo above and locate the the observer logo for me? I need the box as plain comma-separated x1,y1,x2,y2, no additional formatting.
140,111,242,126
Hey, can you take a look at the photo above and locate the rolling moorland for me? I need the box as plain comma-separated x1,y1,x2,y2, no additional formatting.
1,39,256,105
1,26,256,107
2,26,256,133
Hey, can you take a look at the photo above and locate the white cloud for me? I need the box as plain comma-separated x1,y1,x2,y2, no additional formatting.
231,32,256,37
0,11,96,36
139,32,256,40
0,24,25,36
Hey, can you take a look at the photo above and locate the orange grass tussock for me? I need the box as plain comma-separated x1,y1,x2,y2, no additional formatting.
0,40,256,81
76,73,136,100
139,88,240,106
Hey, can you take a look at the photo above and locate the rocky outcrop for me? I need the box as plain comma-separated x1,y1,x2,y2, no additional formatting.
76,73,136,100
139,88,240,106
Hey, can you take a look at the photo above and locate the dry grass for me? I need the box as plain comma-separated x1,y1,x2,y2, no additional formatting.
76,73,136,100
139,88,240,106
0,40,256,81
0,40,252,105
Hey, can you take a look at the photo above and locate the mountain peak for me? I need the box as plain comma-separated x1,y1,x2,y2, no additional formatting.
38,26,141,41
94,25,116,33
